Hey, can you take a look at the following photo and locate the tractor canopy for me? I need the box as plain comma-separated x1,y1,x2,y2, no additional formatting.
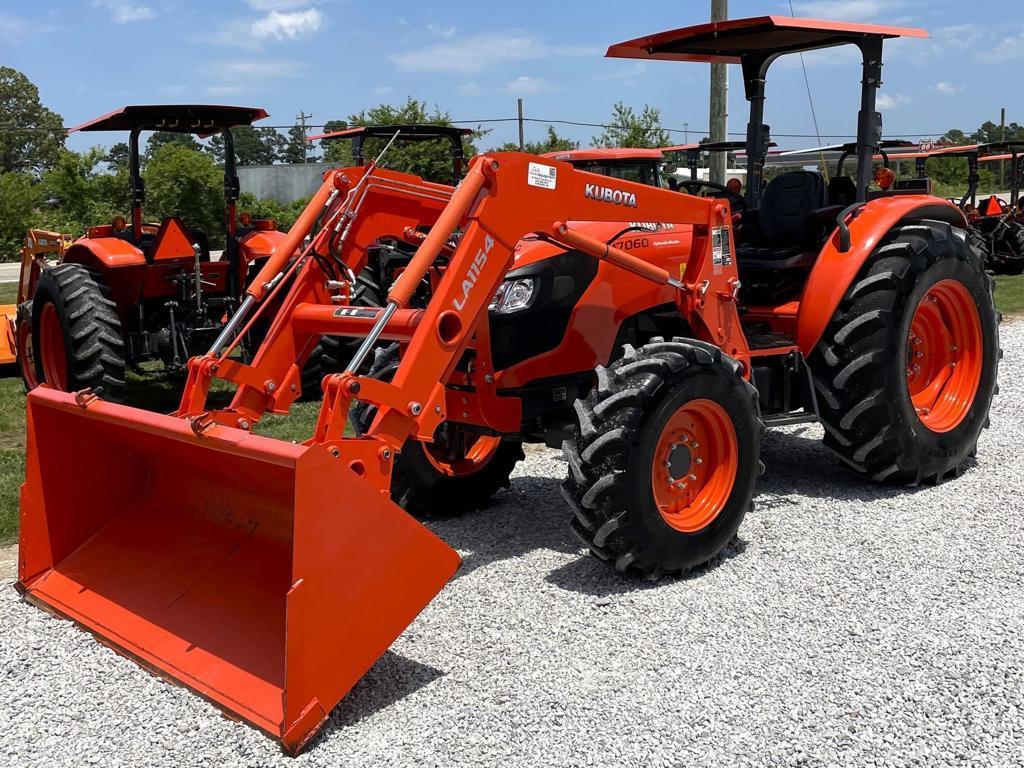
607,16,929,206
605,16,927,64
68,104,270,272
68,104,269,138
542,147,667,162
543,147,668,187
309,124,472,183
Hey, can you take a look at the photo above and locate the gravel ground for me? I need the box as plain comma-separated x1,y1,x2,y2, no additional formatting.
2,322,1023,768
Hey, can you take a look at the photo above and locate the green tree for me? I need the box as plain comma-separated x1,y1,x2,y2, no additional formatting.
145,131,202,159
970,121,1024,145
492,125,579,154
237,192,313,232
105,142,131,174
143,144,224,246
280,124,313,164
208,126,285,166
0,172,39,260
593,103,670,149
0,66,65,173
35,148,128,236
321,98,480,183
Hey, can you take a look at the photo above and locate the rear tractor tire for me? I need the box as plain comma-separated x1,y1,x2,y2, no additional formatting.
811,220,1000,484
31,264,126,401
996,220,1024,276
350,343,525,518
562,339,763,579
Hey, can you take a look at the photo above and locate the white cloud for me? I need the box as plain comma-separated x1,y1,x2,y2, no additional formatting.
930,81,961,95
426,22,456,39
206,84,251,97
390,32,598,74
876,92,911,109
372,85,395,97
246,0,311,9
250,8,322,41
978,26,1024,63
218,59,306,78
505,76,550,95
0,14,29,42
458,82,482,96
599,62,647,81
788,1,899,21
92,1,155,23
158,84,189,98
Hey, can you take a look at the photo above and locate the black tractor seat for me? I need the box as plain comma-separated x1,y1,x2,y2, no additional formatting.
737,170,834,269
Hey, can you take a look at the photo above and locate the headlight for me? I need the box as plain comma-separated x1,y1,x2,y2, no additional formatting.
488,277,536,314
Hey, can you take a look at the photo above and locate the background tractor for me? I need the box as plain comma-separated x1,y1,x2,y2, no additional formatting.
17,15,999,754
909,141,1024,274
308,124,475,309
14,104,331,400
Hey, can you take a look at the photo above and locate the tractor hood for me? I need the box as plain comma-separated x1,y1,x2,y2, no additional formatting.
511,220,694,270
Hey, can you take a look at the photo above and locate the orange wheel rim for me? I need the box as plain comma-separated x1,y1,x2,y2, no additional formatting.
38,303,68,390
651,398,738,533
906,280,983,433
16,320,39,388
423,425,502,478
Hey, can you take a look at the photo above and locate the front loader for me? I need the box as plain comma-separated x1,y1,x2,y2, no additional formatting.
17,15,1000,754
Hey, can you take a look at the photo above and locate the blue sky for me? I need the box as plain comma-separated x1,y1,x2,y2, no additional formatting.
2,0,1023,153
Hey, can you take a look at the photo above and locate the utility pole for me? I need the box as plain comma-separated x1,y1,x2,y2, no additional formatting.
1000,106,1007,193
296,111,313,163
684,122,689,144
709,0,728,184
517,99,525,151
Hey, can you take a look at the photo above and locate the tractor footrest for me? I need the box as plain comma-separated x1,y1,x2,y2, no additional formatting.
747,332,796,351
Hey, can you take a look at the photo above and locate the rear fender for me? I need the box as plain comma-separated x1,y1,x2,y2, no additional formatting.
63,239,146,269
796,196,967,354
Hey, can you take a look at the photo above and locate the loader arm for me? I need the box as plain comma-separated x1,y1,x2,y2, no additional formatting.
358,152,744,448
180,153,744,437
178,167,458,420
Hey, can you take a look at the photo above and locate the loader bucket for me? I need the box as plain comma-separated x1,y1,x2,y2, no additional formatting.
17,387,461,754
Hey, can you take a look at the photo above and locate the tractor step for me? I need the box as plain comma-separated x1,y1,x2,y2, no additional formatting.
746,331,796,351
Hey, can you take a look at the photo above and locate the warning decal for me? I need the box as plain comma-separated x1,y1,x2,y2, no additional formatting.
527,162,558,190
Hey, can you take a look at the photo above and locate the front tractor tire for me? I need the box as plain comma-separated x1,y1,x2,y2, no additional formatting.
15,302,39,391
563,339,763,579
812,220,1000,484
31,264,126,401
350,343,524,517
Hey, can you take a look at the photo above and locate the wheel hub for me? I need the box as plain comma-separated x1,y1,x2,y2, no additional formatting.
651,399,737,533
905,280,983,433
666,443,693,480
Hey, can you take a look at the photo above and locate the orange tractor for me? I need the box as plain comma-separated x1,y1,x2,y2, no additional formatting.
908,141,1024,274
13,105,332,399
17,16,999,753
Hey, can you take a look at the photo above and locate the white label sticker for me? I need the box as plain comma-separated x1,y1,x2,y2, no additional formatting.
711,226,733,273
527,162,557,190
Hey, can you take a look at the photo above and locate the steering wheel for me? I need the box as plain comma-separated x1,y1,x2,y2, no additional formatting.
677,179,746,212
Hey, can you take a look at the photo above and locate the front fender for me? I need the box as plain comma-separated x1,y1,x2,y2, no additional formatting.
796,196,967,354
